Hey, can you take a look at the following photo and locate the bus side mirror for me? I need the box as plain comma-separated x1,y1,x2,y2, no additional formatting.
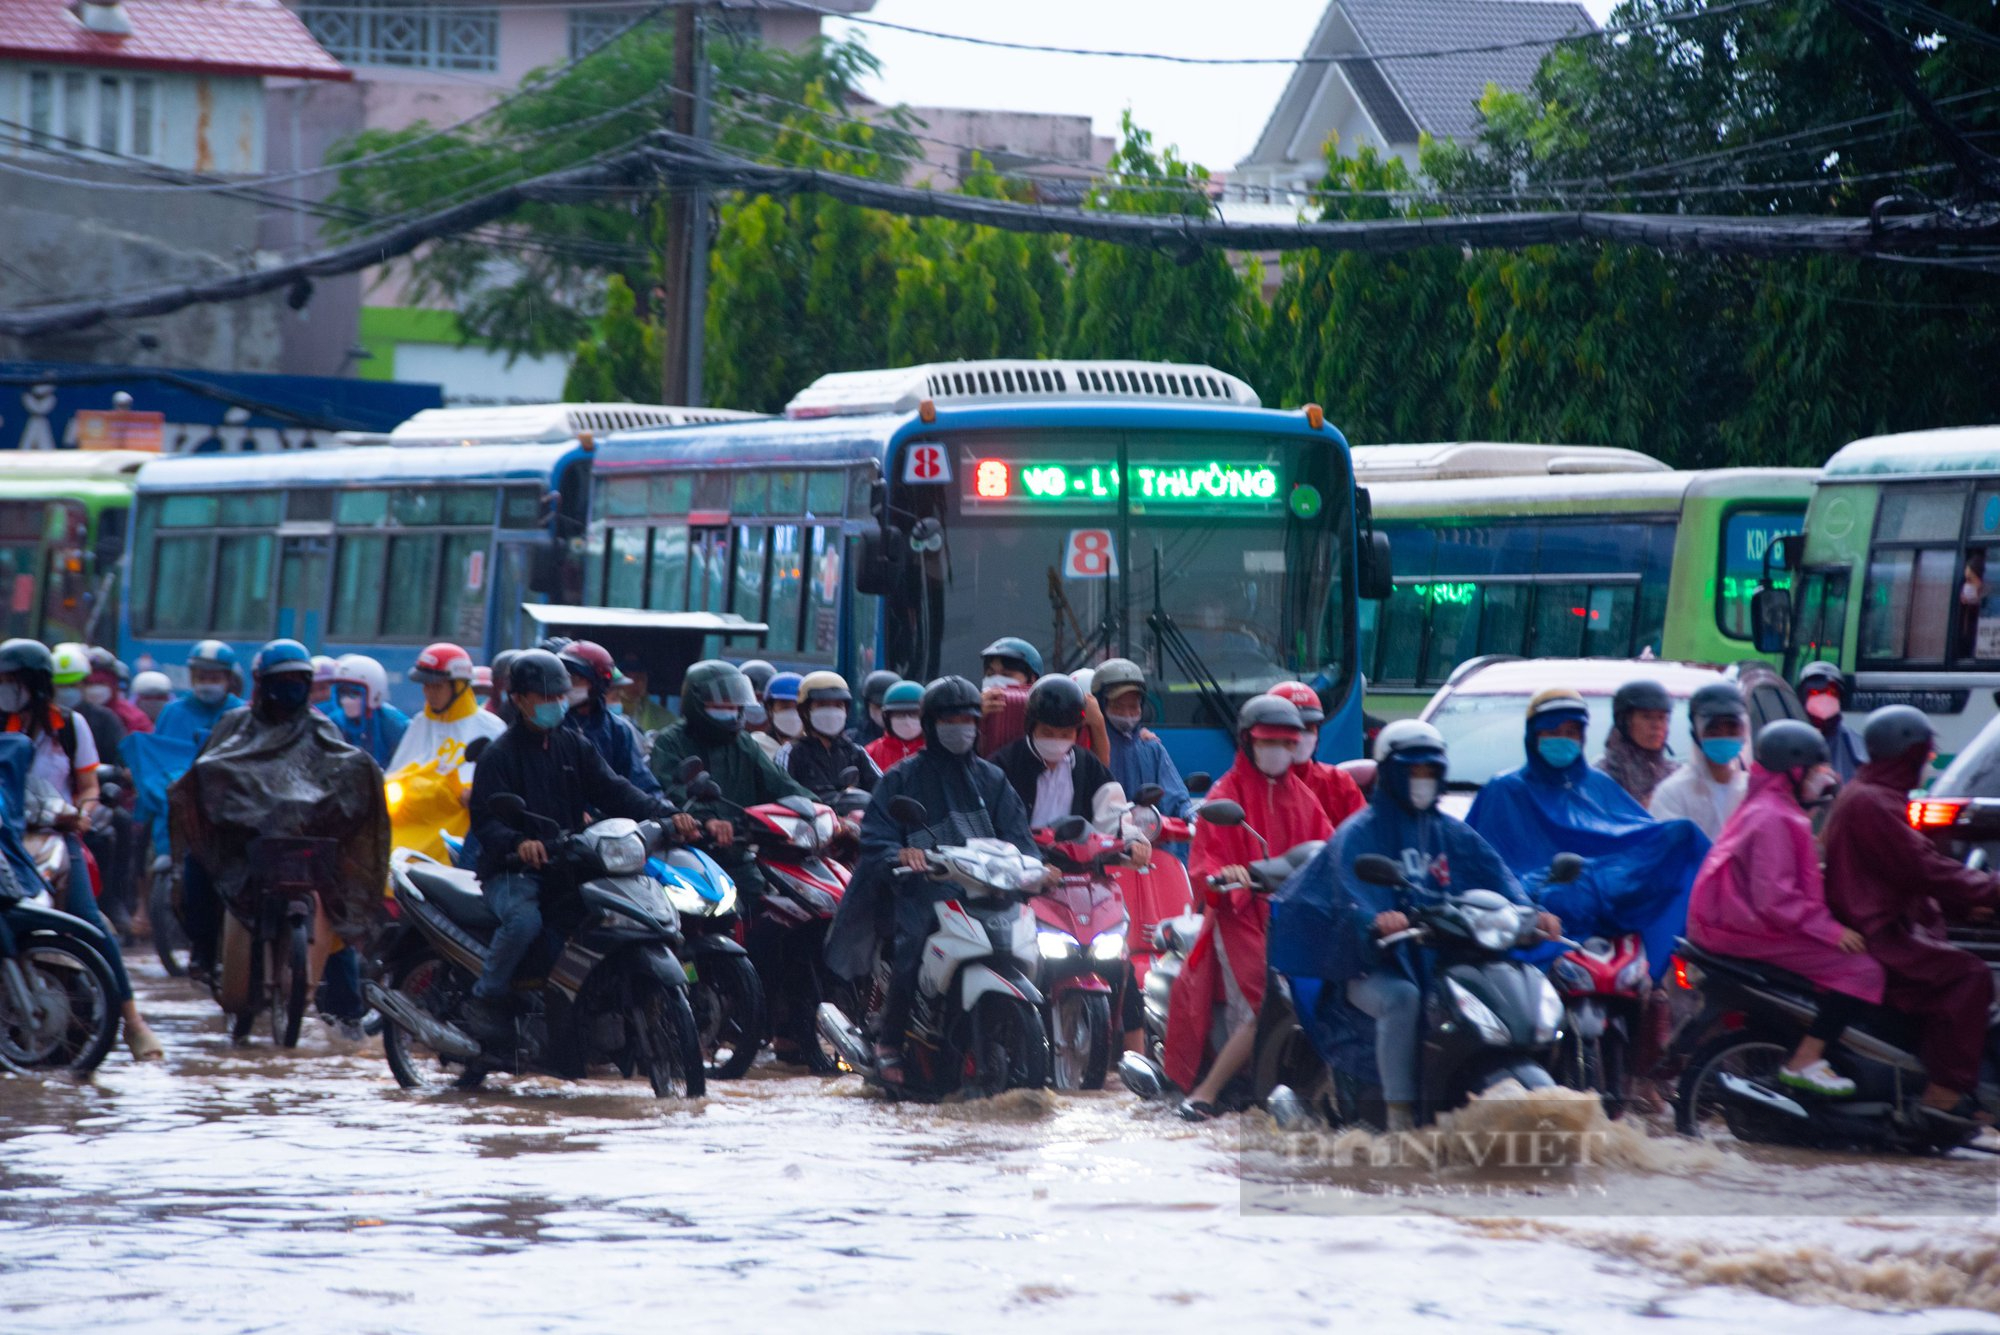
855,527,897,597
1358,530,1393,601
1765,533,1798,578
528,542,563,597
1751,586,1792,656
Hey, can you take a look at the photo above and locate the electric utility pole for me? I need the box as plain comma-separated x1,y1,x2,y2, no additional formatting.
661,2,707,405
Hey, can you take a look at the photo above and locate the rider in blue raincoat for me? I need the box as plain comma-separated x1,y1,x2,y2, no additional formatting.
151,640,244,750
0,731,45,897
1463,687,1708,981
1271,720,1550,1129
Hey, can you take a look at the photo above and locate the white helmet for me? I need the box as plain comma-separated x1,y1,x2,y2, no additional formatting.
1070,667,1095,695
311,654,340,685
333,653,389,709
1374,718,1447,764
131,670,173,700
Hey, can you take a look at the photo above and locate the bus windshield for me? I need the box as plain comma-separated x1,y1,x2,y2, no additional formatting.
909,428,1346,726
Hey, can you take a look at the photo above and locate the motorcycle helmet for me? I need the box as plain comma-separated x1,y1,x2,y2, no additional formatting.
979,636,1043,680
188,639,242,692
0,639,55,696
683,659,757,711
507,649,571,699
881,680,924,714
1090,657,1146,706
49,642,90,688
1862,704,1933,763
333,653,390,710
737,659,777,698
1024,673,1086,731
1267,680,1326,727
1796,660,1848,705
1687,681,1748,744
765,671,803,705
1612,678,1671,730
920,675,983,753
131,670,172,703
251,638,315,677
799,670,852,704
1527,687,1589,730
86,645,128,687
860,670,901,709
535,635,575,656
489,650,521,697
1754,719,1829,774
471,665,494,696
410,642,475,685
1236,693,1305,743
1374,718,1449,811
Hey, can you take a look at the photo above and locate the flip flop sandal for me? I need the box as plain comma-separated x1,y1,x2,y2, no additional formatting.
127,1027,165,1062
1175,1099,1219,1122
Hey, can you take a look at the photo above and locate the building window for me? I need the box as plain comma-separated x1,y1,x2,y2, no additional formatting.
28,71,53,147
16,70,156,159
96,77,120,153
301,1,499,72
62,72,86,148
129,78,154,157
567,9,630,60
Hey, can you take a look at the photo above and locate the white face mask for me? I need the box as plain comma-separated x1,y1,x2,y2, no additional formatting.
934,720,978,755
1033,736,1073,765
83,684,112,707
981,674,1018,693
771,708,804,738
810,706,849,737
191,682,227,706
567,684,589,705
0,683,24,715
889,714,922,741
1253,744,1293,778
1107,711,1141,736
340,693,364,720
1292,732,1318,765
1406,776,1439,811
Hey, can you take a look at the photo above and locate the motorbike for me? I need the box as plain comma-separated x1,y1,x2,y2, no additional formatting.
371,793,705,1098
650,840,764,1080
0,815,120,1076
1548,893,1649,1118
215,835,342,1048
739,792,854,1074
1032,814,1134,1091
1113,785,1195,1005
816,794,1051,1100
1251,850,1568,1130
1671,937,2000,1154
385,760,473,865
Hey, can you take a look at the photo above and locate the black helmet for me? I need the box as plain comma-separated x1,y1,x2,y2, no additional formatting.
1612,679,1671,721
0,638,54,682
861,670,901,708
737,659,776,697
507,649,570,698
1024,673,1086,731
921,675,981,721
490,650,521,695
1863,705,1932,763
1797,660,1847,703
1688,682,1747,734
1754,720,1829,773
683,659,756,711
535,635,574,656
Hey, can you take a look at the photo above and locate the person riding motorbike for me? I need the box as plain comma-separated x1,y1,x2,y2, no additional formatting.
827,675,1043,1085
470,665,495,709
387,642,506,778
855,670,902,745
1267,680,1365,827
87,647,152,738
1598,679,1678,809
324,653,408,767
1093,659,1193,822
977,636,1041,758
0,638,162,1061
761,671,805,765
1687,720,1875,1098
309,655,340,708
131,671,174,725
153,640,243,750
1650,682,1750,840
1821,705,2000,1125
787,671,881,799
487,649,522,725
463,650,684,1041
1798,660,1869,782
863,680,926,772
737,659,776,736
993,675,1147,850
1271,721,1556,1131
55,644,134,940
556,640,662,798
1167,694,1334,1121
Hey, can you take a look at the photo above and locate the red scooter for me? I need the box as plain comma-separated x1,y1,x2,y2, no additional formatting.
1032,815,1135,1090
1112,784,1195,1001
1550,928,1648,1117
741,792,859,1073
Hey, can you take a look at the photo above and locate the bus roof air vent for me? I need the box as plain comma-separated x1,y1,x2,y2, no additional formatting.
388,402,762,446
1349,442,1667,482
783,361,1262,419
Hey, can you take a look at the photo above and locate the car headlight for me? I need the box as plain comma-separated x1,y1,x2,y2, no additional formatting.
1614,955,1649,993
1089,928,1127,962
1534,973,1565,1044
597,830,647,875
1444,976,1511,1046
1038,929,1080,960
1469,904,1523,953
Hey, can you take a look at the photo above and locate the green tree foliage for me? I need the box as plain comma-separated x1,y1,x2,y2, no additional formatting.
563,275,658,402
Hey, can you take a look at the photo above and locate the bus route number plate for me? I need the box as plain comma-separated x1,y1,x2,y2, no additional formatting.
1064,530,1118,580
902,444,951,484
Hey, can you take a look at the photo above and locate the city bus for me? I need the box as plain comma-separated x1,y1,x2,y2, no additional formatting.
1357,452,1816,718
1756,426,2000,766
116,403,757,708
581,360,1375,775
0,449,152,646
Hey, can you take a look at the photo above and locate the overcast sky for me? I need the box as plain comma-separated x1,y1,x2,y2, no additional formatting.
827,0,1622,171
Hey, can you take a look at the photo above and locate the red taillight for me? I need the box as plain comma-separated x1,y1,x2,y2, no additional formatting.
1909,798,1969,830
1671,955,1691,990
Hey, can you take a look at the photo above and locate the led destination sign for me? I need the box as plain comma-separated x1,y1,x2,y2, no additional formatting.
966,457,1282,509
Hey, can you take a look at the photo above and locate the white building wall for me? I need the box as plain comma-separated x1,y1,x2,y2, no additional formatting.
0,65,266,173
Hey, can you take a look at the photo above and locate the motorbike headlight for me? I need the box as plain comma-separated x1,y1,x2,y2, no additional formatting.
1124,805,1163,843
384,779,405,813
662,877,706,917
1614,956,1650,994
763,813,814,849
1444,977,1511,1046
1551,956,1592,995
597,829,647,875
813,811,837,846
1037,929,1080,960
1534,973,1565,1044
1089,928,1127,962
1469,905,1523,953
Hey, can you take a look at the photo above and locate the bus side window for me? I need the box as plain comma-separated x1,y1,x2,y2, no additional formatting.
806,527,840,660
332,534,387,638
437,532,486,641
1531,583,1591,658
732,527,769,625
649,525,689,611
149,533,212,634
1584,585,1636,657
606,526,647,609
1479,585,1529,657
212,533,275,636
1374,583,1425,685
766,524,804,654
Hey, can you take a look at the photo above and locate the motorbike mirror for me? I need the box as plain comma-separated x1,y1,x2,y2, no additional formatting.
1547,852,1586,885
1352,853,1405,887
1196,798,1244,827
1132,783,1165,809
676,754,705,784
463,737,490,765
1049,815,1089,843
888,795,929,829
637,818,669,852
487,792,527,826
838,766,860,788
693,778,723,803
1185,772,1213,796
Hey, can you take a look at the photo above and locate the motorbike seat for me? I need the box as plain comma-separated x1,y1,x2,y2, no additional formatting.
408,864,498,932
1676,940,1922,1050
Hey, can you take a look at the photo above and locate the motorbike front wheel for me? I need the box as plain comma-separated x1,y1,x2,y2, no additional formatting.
635,975,706,1100
966,993,1049,1099
1049,991,1110,1092
691,952,766,1080
0,938,119,1076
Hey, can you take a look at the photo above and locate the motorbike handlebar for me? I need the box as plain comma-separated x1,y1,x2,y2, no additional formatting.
1376,926,1427,949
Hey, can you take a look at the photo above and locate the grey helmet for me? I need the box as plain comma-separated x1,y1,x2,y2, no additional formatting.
1797,660,1847,704
1688,681,1748,736
1754,719,1829,774
1237,693,1305,750
507,649,570,698
1091,658,1147,703
1862,705,1933,763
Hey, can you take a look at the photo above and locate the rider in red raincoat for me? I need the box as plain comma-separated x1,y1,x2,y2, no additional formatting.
1268,681,1365,827
1165,694,1333,1117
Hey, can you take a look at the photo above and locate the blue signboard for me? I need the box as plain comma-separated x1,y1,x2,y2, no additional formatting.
0,361,442,453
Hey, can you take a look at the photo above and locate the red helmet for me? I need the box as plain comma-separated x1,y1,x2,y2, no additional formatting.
558,640,616,693
409,642,474,685
1267,680,1325,726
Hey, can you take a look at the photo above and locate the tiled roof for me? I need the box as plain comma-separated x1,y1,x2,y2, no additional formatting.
1348,0,1594,145
0,0,350,80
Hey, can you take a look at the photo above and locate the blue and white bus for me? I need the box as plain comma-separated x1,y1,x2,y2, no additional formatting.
581,361,1373,775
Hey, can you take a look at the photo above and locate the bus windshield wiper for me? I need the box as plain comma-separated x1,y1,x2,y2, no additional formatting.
1148,548,1235,735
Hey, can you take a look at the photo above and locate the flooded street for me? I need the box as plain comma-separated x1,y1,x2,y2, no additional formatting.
7,963,2000,1332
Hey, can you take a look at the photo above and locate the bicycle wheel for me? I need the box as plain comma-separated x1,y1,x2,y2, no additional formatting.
269,919,308,1049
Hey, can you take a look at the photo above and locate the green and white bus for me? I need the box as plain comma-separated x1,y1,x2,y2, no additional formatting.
0,449,151,645
1756,426,2000,766
1356,446,1815,718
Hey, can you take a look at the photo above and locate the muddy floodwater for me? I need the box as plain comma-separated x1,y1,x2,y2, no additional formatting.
7,964,2000,1332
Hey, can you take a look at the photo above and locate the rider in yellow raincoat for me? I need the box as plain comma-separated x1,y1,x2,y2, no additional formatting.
385,643,505,862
